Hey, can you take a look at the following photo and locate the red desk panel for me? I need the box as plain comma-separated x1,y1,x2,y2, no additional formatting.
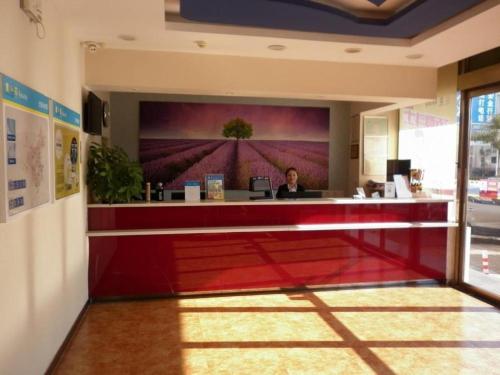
89,228,447,299
88,202,448,231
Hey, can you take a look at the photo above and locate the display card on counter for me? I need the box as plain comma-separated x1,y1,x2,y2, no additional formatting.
205,174,224,200
384,182,396,198
184,180,201,201
393,175,412,198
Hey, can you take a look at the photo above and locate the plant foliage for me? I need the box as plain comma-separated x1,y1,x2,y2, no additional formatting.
222,117,253,140
472,114,500,151
87,143,143,203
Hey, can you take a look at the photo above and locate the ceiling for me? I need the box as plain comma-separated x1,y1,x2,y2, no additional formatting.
310,0,419,19
57,0,500,68
179,0,484,38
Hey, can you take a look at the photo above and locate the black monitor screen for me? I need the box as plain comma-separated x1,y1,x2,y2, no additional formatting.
386,159,411,182
249,177,271,192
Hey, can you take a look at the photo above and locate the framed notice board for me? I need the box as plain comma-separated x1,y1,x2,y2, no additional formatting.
363,116,388,175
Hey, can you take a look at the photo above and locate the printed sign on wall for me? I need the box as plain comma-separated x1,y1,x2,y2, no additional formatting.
470,94,496,125
1,75,50,218
53,101,80,199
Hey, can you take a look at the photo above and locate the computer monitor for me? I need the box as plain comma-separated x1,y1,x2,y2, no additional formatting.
249,176,273,199
386,159,411,182
277,191,322,199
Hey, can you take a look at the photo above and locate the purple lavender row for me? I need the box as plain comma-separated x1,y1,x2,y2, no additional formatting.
261,140,329,166
277,140,329,155
235,141,285,189
249,141,328,189
139,139,195,151
166,141,237,189
139,140,212,163
142,140,225,183
273,141,329,160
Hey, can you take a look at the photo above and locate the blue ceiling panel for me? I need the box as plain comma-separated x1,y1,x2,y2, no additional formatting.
367,0,387,6
179,0,484,39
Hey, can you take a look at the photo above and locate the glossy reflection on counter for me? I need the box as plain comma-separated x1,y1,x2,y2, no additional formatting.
88,202,448,231
89,228,447,299
53,287,500,374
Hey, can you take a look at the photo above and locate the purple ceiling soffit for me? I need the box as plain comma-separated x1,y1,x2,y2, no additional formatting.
179,0,484,39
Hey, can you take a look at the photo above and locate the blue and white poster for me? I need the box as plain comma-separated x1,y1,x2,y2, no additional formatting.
1,74,50,218
471,94,496,124
53,100,80,200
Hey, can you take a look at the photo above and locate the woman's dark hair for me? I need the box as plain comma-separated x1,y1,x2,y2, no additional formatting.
285,167,297,176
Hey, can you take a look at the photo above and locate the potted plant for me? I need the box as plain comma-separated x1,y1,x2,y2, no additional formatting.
87,142,143,203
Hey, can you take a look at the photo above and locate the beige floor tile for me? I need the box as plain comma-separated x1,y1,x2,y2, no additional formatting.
372,348,500,375
333,311,500,341
53,287,500,375
314,287,490,307
183,312,342,342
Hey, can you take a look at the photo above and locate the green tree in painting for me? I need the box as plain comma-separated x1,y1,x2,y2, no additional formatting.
222,118,253,140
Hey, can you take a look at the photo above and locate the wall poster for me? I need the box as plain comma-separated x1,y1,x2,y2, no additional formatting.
1,75,50,220
139,101,330,190
53,101,80,199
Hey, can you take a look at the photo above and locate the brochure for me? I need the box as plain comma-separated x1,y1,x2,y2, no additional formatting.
384,182,396,198
393,174,412,198
205,174,224,200
184,180,201,201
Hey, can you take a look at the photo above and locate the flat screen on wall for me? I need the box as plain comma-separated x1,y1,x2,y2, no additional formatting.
139,101,330,190
84,91,102,135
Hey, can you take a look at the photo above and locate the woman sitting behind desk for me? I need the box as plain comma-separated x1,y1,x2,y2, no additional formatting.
277,167,305,198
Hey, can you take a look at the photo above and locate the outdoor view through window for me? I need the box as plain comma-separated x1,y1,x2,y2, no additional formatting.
465,91,500,297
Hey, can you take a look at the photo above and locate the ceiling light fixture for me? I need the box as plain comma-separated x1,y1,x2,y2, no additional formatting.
268,44,286,51
118,34,136,42
344,47,362,54
406,53,424,60
81,41,104,53
194,40,207,48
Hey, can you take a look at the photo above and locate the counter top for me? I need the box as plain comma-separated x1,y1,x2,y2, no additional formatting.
88,220,458,237
88,197,454,208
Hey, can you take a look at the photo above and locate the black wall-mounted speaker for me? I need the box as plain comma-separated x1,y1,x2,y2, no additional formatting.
84,91,103,135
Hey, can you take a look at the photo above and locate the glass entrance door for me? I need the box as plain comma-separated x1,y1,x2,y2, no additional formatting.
463,88,500,297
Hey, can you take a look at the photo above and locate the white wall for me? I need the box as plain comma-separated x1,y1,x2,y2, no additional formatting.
0,1,87,374
109,92,351,195
87,48,437,103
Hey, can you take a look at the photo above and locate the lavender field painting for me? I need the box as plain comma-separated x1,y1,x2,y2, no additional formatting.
140,102,330,190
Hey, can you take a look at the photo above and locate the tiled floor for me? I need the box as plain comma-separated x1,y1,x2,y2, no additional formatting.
53,286,500,375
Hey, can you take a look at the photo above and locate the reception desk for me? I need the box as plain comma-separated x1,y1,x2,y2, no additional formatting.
87,198,456,299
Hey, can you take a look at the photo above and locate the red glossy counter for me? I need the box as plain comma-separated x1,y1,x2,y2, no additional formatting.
87,199,455,299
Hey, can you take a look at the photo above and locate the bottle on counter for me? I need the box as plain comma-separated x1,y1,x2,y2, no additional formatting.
145,182,151,203
157,182,164,201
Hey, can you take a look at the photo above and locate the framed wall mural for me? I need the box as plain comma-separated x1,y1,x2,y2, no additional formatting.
139,102,330,190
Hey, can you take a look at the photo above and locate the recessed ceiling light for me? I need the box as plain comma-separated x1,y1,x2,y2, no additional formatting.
344,47,362,54
406,53,424,60
118,34,136,42
81,41,104,53
268,44,286,51
194,40,207,48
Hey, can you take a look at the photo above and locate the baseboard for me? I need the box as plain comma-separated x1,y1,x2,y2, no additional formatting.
44,300,90,374
90,279,444,303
